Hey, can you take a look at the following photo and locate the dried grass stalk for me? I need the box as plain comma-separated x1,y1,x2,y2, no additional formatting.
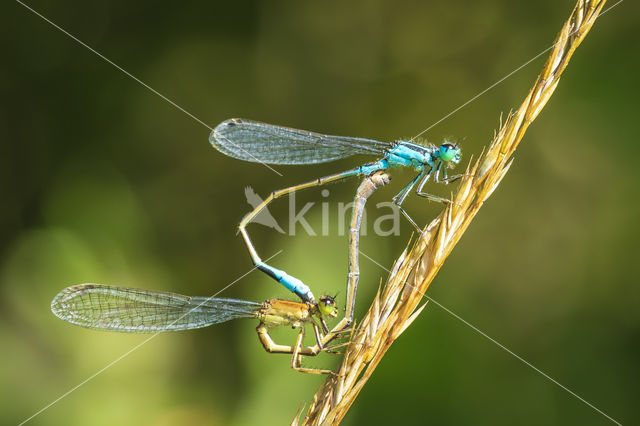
300,1,607,424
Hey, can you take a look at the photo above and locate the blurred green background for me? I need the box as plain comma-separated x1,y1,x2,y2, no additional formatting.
3,0,638,425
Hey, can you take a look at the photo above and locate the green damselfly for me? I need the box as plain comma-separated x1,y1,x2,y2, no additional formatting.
51,172,390,373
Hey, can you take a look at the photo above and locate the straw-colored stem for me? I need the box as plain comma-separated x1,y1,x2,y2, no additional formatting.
299,1,607,424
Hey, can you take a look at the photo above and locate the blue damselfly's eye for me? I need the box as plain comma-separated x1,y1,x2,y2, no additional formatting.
439,143,461,163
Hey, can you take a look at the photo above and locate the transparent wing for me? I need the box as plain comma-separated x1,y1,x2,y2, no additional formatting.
51,284,261,333
210,118,390,165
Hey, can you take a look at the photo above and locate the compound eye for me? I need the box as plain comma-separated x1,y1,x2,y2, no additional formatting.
318,295,338,317
439,143,459,162
320,295,335,305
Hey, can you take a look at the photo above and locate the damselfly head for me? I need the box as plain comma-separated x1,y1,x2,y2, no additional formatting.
438,142,462,165
318,295,338,318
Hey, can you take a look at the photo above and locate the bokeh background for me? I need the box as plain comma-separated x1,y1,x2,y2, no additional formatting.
3,0,638,425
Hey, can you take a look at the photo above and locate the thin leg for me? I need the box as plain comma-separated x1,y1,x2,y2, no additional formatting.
416,162,463,202
256,318,330,355
413,163,450,204
311,322,324,350
291,327,334,375
323,326,357,354
323,340,351,354
434,161,442,182
319,317,329,334
434,164,463,184
255,324,334,374
393,170,424,206
239,165,383,303
257,324,320,356
392,170,427,232
439,174,463,183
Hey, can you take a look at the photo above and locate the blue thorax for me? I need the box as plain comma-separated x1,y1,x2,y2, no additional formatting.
355,141,442,176
386,141,434,169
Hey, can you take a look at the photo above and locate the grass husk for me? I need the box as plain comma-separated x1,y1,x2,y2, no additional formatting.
298,0,608,424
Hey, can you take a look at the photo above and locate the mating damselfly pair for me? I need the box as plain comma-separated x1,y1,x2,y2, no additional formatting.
52,119,463,373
